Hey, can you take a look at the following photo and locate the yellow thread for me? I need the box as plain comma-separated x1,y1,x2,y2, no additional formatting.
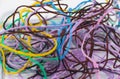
0,32,57,57
19,8,43,26
0,48,31,74
19,35,32,47
105,0,109,2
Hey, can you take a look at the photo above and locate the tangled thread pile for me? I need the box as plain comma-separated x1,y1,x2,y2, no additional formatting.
1,0,120,79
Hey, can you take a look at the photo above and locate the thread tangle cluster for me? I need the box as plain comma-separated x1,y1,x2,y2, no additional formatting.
1,0,120,79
